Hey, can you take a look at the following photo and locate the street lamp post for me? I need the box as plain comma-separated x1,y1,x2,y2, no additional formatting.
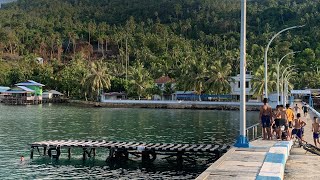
235,0,249,148
277,51,300,105
284,76,294,105
282,73,294,105
264,25,304,98
281,67,296,105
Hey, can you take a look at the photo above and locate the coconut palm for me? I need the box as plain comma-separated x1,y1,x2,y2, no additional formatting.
178,55,207,101
251,65,277,98
205,60,232,95
129,61,153,100
84,60,112,101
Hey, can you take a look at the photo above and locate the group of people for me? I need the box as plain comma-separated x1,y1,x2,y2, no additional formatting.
259,98,320,147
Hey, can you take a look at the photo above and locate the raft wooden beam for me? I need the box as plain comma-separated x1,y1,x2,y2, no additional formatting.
29,140,230,165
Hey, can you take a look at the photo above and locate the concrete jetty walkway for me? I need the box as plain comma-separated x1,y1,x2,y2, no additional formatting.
197,102,320,180
284,103,320,179
196,140,292,180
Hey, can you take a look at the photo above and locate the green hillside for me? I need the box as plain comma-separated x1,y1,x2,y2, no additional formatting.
0,0,319,100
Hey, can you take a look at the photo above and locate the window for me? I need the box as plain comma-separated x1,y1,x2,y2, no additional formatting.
246,81,250,88
238,82,240,88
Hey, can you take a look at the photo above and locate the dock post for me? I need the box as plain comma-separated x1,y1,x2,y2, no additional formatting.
82,148,87,161
141,151,148,163
30,147,34,159
92,148,96,157
106,148,115,162
177,151,184,167
68,148,71,160
43,146,47,156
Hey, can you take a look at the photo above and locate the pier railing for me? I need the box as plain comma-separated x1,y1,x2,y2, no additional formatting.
246,123,261,141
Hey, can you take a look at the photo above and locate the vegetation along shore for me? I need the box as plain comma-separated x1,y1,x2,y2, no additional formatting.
0,0,319,101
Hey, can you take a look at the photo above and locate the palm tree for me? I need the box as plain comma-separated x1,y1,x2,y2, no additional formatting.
84,60,112,101
178,55,207,101
129,61,153,100
251,65,276,98
205,60,232,95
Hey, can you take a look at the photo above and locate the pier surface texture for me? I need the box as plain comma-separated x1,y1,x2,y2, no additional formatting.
284,103,320,179
197,102,320,180
196,140,292,180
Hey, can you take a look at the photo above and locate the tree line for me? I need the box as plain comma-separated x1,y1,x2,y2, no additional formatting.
0,0,320,100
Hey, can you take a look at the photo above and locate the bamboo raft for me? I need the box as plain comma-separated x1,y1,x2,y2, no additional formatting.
30,140,230,165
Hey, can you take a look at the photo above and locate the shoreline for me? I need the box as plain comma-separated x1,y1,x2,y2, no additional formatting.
68,100,262,111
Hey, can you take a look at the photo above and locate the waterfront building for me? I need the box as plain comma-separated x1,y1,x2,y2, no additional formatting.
101,92,126,101
229,72,253,100
154,76,175,100
154,76,175,91
42,90,66,103
2,80,44,105
0,86,10,102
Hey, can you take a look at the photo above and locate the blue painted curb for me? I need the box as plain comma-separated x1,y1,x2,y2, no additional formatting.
264,153,286,164
256,175,281,180
256,141,293,180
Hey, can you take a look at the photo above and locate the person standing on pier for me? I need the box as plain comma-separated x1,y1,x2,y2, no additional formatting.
286,104,294,140
273,105,281,139
292,113,306,141
276,105,288,140
259,98,273,140
302,103,308,117
293,104,301,115
312,117,320,147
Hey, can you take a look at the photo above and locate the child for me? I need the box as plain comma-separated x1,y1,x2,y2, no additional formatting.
302,103,308,117
292,113,306,141
273,105,281,139
293,104,301,115
259,98,273,140
312,117,320,147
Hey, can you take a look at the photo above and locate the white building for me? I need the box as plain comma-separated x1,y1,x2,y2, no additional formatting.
230,72,253,97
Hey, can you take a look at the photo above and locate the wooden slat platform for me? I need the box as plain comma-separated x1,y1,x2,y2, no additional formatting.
30,140,230,153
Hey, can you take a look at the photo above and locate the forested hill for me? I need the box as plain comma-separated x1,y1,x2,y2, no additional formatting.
0,0,319,100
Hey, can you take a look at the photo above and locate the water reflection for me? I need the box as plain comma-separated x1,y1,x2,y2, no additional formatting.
0,104,259,179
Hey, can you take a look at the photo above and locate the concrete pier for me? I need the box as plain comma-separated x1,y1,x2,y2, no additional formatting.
196,140,292,180
197,102,320,180
284,103,320,179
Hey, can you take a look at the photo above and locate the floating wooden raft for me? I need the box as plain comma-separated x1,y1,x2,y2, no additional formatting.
29,140,230,165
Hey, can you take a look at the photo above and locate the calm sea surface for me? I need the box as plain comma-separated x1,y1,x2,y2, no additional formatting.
0,103,259,179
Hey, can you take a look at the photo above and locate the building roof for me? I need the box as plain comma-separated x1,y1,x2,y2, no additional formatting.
17,86,35,92
49,90,64,95
173,91,195,95
0,86,10,93
155,76,175,84
103,92,126,96
15,80,45,87
6,86,34,93
43,90,64,96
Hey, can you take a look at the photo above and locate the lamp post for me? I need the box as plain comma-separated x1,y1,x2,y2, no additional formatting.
277,51,300,105
235,0,249,148
281,67,296,105
264,25,304,98
284,76,294,105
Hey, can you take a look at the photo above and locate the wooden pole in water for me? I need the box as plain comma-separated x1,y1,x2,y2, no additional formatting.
68,148,71,160
82,148,87,160
93,148,96,157
30,147,34,159
43,146,47,156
